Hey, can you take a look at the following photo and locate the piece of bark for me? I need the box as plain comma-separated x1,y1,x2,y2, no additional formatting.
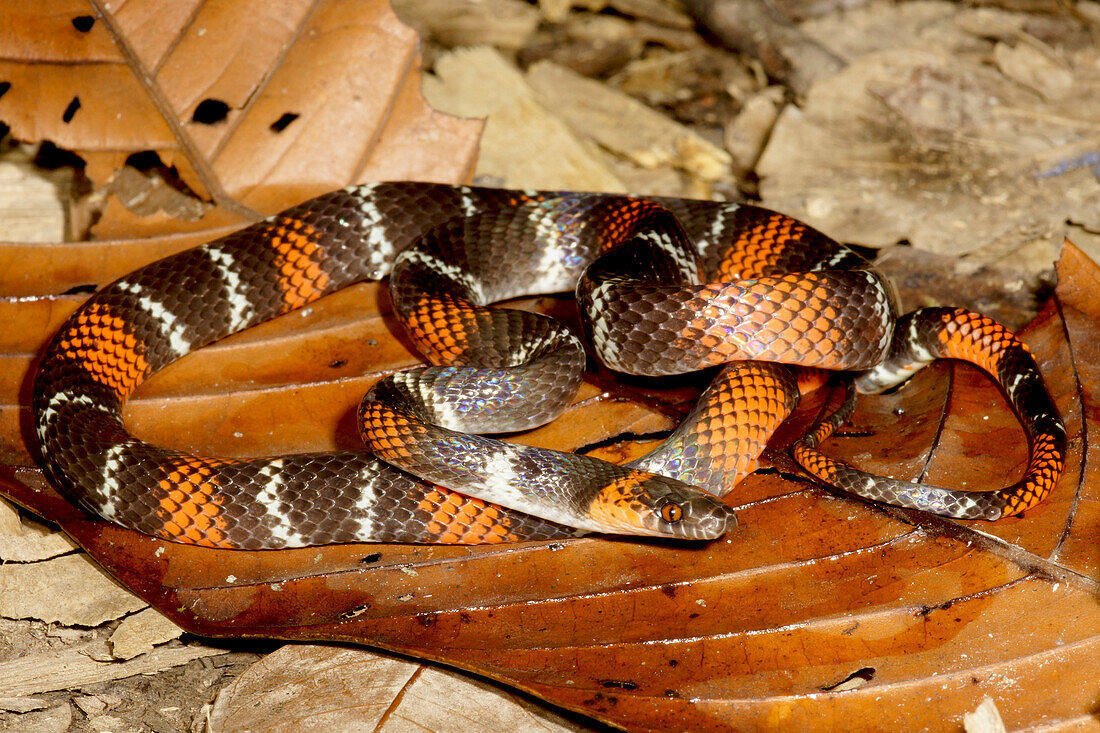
685,0,844,95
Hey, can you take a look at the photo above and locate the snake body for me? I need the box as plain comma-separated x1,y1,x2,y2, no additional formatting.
31,183,1066,548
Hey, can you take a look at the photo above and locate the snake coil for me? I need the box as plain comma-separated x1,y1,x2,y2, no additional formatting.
32,184,1066,548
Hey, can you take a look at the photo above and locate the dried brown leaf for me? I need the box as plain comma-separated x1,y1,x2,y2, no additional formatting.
0,0,481,236
1,242,1097,730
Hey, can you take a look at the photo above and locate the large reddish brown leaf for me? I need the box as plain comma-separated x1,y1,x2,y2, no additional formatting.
2,242,1097,730
2,2,1098,730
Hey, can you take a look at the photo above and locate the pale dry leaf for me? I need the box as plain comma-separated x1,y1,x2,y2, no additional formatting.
0,553,144,626
0,498,77,562
0,703,71,733
798,0,979,62
963,697,1007,733
723,86,784,173
992,40,1074,101
0,697,49,714
208,645,589,733
0,640,223,697
392,0,541,52
0,149,72,242
422,46,627,191
525,60,733,181
108,607,185,660
756,44,1100,272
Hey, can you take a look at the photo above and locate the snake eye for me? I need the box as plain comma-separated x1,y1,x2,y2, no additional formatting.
660,501,683,523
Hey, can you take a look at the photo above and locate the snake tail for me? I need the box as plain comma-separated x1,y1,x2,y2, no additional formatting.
794,307,1066,519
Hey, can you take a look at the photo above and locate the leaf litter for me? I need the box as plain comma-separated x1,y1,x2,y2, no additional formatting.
0,0,1097,731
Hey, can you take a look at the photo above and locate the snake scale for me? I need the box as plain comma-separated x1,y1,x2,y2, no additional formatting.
31,183,1067,549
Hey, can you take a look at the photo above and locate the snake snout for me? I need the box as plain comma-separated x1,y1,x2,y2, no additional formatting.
677,495,737,540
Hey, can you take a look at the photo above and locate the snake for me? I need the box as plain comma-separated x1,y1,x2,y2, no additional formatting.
30,183,1067,549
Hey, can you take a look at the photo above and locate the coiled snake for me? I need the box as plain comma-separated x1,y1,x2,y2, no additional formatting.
31,184,1067,549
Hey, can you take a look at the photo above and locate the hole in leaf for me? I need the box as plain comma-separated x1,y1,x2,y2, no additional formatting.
62,283,97,295
125,150,166,171
192,99,230,125
71,15,95,32
270,112,299,132
62,96,81,123
823,666,876,691
337,604,370,620
116,150,207,219
35,141,87,171
0,81,10,100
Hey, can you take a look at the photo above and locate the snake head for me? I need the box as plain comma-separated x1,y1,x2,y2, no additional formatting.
585,469,736,540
